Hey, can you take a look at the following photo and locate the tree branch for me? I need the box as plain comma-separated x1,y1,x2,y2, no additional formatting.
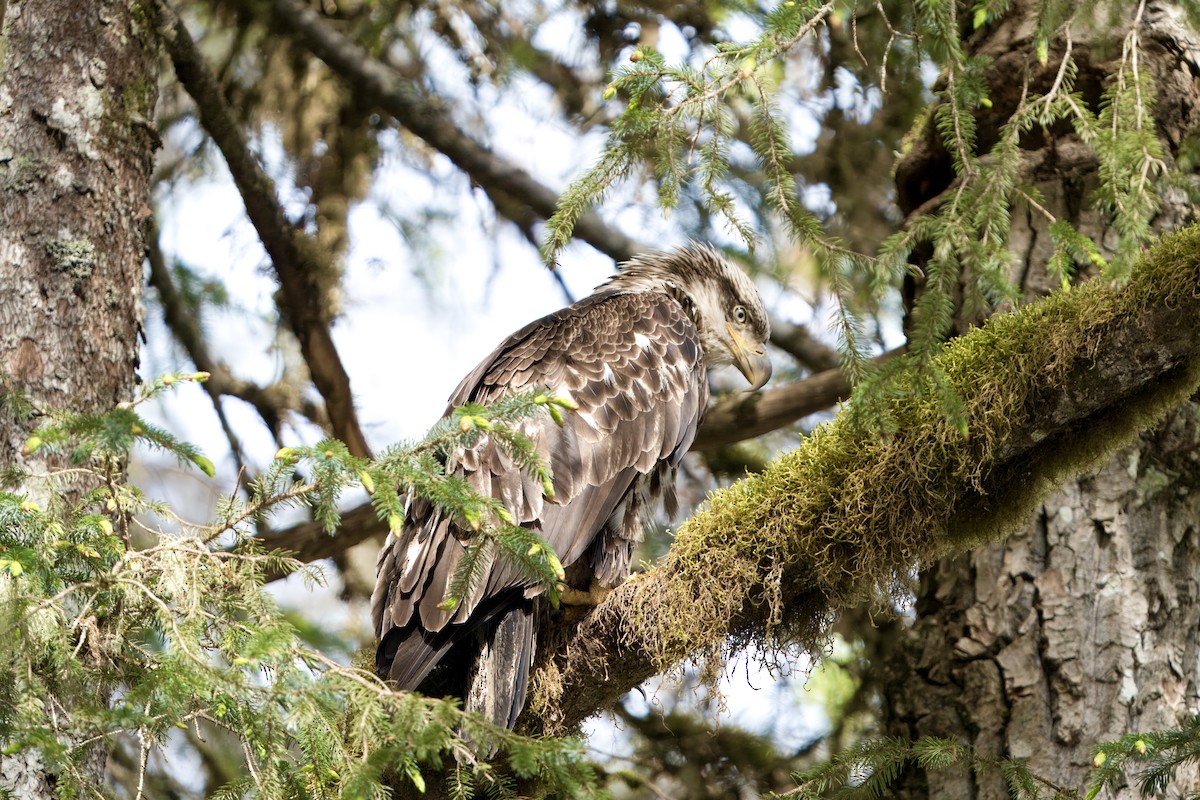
264,0,642,264
156,2,371,459
258,502,380,581
145,221,330,439
769,318,842,373
693,347,904,450
521,225,1200,734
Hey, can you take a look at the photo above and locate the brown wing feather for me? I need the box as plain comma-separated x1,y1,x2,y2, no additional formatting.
372,289,707,691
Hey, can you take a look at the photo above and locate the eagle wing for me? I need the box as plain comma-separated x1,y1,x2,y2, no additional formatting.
372,289,708,693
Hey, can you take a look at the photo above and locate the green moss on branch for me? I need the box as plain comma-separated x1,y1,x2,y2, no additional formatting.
531,225,1200,733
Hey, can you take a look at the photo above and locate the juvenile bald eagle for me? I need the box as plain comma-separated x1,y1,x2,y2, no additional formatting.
372,244,771,728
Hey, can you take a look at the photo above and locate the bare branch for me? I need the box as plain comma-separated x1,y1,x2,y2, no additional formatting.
145,221,329,439
692,347,904,450
768,317,842,373
155,2,371,459
265,0,642,264
257,502,381,582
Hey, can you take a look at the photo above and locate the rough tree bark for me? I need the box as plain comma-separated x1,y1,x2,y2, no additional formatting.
0,0,159,794
882,3,1200,796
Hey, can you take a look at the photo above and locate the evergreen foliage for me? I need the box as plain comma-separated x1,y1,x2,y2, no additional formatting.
544,0,1179,419
0,378,596,798
4,0,1198,796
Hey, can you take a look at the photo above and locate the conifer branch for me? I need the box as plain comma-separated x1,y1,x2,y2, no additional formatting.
769,319,842,373
155,2,372,460
692,347,905,450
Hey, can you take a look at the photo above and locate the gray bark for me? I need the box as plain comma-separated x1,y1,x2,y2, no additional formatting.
882,2,1200,796
0,0,157,458
0,0,159,794
883,418,1200,798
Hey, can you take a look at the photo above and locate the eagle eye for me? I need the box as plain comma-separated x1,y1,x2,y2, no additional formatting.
733,305,747,323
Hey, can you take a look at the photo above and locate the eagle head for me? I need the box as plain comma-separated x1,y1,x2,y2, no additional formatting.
603,244,773,390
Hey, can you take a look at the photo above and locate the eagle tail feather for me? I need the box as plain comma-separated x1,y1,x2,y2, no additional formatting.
466,602,537,729
379,625,457,690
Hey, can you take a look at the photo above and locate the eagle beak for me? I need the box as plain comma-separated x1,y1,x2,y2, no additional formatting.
727,324,773,391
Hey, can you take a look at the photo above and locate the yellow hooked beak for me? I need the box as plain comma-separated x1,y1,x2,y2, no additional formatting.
726,322,772,391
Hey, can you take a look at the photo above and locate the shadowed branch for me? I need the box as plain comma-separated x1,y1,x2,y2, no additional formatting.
145,222,330,440
265,0,642,265
156,1,371,460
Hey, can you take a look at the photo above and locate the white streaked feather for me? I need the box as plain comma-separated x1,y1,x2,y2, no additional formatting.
400,536,425,579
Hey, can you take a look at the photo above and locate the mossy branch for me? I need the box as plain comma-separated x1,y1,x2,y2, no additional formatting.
524,225,1200,735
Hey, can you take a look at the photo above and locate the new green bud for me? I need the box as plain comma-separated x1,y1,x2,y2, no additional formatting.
405,764,425,793
552,395,579,411
192,455,216,478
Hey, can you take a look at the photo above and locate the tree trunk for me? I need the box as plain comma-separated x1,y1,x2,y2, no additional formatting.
0,0,159,793
881,420,1200,798
881,2,1200,796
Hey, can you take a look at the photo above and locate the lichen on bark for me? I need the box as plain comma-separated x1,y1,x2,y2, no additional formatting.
0,0,159,795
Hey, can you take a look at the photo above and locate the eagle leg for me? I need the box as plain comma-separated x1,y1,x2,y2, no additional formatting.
558,582,614,607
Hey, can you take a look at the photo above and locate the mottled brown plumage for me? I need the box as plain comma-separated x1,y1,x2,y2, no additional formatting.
372,244,771,727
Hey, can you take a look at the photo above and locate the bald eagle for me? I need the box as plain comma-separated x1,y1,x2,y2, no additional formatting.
372,245,771,727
